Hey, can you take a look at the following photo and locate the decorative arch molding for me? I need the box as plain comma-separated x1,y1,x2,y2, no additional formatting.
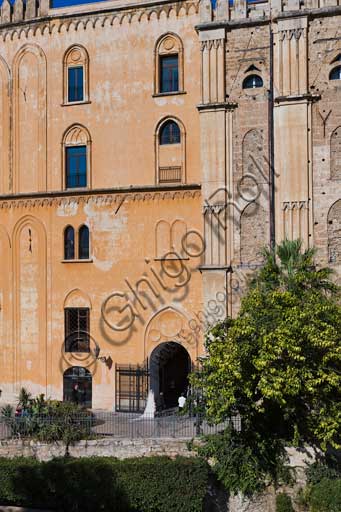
63,123,91,146
144,305,197,361
155,218,187,258
12,44,47,194
330,126,341,180
0,2,199,41
242,128,266,184
327,199,341,264
12,214,47,392
154,32,184,95
64,288,92,309
62,123,92,190
155,116,186,185
63,44,89,104
0,55,10,194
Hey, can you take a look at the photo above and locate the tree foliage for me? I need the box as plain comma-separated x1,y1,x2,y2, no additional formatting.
191,240,341,493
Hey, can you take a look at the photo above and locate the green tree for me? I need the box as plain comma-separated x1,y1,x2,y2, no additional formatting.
191,240,341,493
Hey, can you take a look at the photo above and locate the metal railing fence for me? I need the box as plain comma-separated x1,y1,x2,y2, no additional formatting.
0,410,240,441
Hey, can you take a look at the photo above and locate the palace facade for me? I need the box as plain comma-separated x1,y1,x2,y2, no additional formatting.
0,0,340,410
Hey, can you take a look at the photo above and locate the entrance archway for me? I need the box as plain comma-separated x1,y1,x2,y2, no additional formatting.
150,342,191,409
63,366,92,408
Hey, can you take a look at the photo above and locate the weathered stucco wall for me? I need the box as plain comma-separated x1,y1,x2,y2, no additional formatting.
0,0,340,411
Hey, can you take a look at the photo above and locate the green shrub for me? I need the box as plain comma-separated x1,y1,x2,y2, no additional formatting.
308,478,341,512
306,461,341,485
0,455,211,512
276,493,294,512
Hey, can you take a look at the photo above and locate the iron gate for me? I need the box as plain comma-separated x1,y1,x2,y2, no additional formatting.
115,363,149,412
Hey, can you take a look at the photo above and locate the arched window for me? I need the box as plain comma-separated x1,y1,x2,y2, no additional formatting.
63,366,92,408
155,34,184,95
63,124,91,190
79,225,90,260
64,226,75,260
329,66,341,81
63,45,89,104
159,120,181,145
156,118,185,184
242,74,263,89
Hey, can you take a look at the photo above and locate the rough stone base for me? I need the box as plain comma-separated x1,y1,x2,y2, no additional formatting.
0,437,194,461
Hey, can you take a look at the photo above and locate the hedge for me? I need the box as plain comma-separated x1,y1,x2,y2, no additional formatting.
308,478,341,512
0,455,212,512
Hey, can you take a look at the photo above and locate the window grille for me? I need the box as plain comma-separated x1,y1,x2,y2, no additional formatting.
65,308,90,352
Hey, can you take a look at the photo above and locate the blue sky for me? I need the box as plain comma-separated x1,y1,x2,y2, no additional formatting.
52,0,107,7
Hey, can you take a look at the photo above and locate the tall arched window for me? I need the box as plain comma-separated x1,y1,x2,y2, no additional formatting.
64,226,75,260
79,225,90,260
154,34,184,95
63,124,91,190
156,118,185,184
63,45,89,104
242,74,263,89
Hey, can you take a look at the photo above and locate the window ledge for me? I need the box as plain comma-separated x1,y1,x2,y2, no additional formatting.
61,100,92,107
152,91,186,98
65,187,89,192
62,258,93,263
154,256,190,261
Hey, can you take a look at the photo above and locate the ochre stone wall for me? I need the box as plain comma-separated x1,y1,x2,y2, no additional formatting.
0,0,340,409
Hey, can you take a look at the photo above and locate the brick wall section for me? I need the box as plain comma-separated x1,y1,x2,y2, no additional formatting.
226,25,271,265
309,15,341,277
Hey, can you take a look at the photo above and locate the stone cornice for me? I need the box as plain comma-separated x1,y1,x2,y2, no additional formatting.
0,184,201,209
197,101,238,111
0,0,199,41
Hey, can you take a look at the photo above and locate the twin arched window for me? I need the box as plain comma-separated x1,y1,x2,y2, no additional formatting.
63,45,89,104
64,225,90,260
242,74,263,89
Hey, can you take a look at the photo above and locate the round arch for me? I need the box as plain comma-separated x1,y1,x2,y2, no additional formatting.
63,366,92,408
149,341,191,410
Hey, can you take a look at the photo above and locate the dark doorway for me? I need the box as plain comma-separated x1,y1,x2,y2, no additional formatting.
63,366,92,408
150,342,191,409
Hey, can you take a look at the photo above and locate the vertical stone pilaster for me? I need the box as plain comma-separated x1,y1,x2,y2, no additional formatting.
198,28,238,318
273,16,313,248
